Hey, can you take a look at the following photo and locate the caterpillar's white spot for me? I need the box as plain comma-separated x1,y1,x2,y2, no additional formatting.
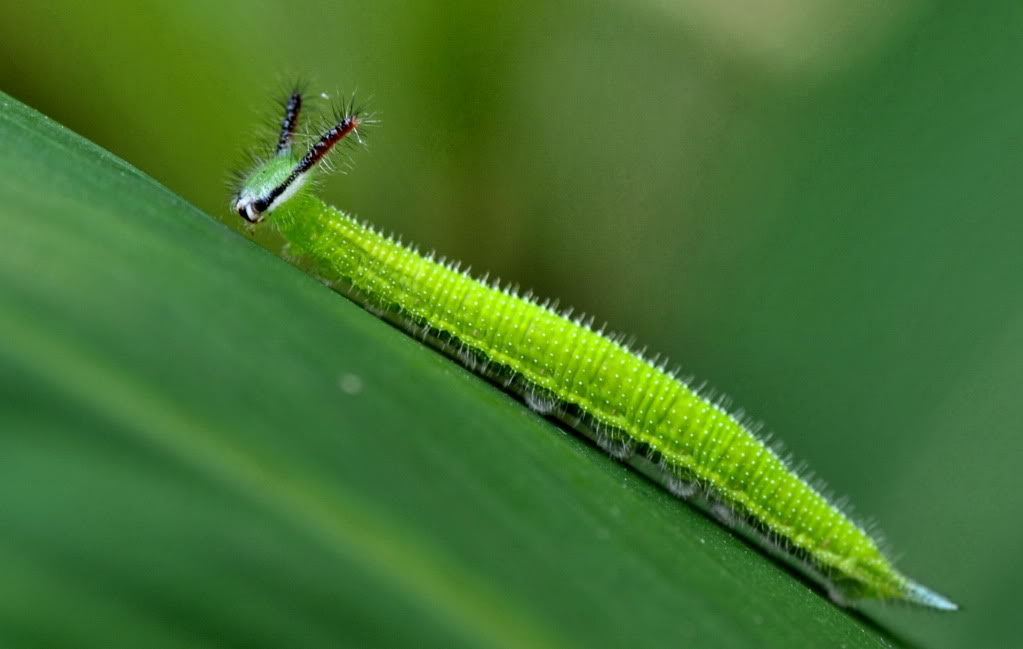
712,502,737,528
666,476,698,500
826,584,852,608
594,430,635,461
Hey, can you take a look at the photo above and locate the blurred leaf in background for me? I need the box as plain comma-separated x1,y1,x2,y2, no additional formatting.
1,1,1020,647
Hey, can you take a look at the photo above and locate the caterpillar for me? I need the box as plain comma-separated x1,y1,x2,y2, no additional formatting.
231,90,958,611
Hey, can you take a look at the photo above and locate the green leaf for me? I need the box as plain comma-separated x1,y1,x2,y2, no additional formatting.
0,91,909,649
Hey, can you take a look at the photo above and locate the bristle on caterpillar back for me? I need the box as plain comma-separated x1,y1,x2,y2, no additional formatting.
230,87,959,612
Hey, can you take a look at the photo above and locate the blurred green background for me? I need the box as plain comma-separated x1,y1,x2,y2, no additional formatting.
2,0,1019,647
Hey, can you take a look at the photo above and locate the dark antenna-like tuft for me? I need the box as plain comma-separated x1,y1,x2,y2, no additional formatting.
294,112,362,175
276,91,303,155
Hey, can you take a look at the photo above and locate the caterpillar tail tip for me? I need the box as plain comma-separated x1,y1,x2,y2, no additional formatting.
904,580,959,611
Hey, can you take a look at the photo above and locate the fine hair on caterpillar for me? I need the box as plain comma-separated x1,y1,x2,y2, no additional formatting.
231,87,959,612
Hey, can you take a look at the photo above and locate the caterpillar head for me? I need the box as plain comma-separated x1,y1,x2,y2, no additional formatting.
233,90,363,224
234,155,307,223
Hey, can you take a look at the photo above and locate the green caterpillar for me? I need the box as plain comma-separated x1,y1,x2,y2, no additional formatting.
232,90,957,611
